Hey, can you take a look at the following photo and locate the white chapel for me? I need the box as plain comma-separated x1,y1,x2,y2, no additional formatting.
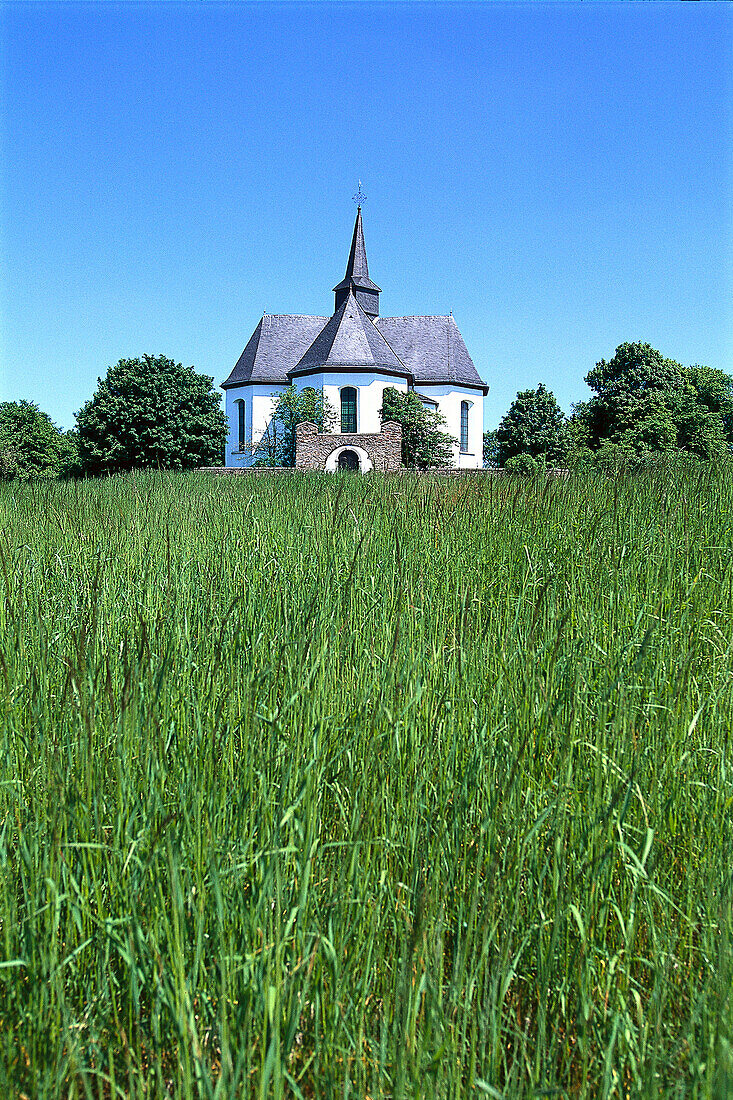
222,203,488,469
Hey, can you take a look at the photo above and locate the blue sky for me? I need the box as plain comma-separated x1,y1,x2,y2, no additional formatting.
2,1,731,431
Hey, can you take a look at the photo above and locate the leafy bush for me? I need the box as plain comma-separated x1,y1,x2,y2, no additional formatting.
573,342,731,460
483,428,500,468
497,383,568,466
0,401,78,480
503,452,546,477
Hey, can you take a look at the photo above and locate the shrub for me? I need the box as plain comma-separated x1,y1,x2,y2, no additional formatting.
504,452,546,477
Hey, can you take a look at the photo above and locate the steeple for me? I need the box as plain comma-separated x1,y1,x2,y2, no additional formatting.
333,206,381,317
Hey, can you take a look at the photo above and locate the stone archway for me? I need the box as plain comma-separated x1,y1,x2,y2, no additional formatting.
324,444,373,473
295,422,402,472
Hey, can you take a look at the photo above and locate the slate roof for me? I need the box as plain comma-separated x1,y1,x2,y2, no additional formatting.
376,315,487,392
290,294,409,379
222,314,328,387
223,307,487,391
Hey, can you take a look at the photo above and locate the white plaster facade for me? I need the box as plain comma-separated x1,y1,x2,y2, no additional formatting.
225,377,485,469
299,371,410,436
416,384,485,468
225,372,411,468
226,383,286,469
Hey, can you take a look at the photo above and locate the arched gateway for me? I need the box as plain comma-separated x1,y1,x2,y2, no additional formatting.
295,421,402,473
338,449,360,471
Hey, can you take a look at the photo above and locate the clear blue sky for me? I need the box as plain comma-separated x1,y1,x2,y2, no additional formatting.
2,1,731,431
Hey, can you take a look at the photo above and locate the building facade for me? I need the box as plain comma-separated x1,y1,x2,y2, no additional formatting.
222,206,488,470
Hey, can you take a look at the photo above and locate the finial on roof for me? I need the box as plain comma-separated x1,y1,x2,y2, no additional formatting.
352,180,367,207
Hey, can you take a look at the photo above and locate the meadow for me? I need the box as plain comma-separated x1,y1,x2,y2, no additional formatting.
0,466,731,1099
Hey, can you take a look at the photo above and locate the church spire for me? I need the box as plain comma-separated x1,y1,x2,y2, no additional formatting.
333,205,381,317
345,205,370,281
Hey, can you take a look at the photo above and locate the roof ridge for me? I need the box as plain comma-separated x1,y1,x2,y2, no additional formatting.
359,297,410,376
447,314,453,381
343,292,403,370
263,312,330,320
378,314,452,321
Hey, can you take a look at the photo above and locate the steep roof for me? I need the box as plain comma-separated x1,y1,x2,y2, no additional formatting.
223,310,488,391
332,207,381,294
290,293,409,379
376,315,487,392
222,314,328,388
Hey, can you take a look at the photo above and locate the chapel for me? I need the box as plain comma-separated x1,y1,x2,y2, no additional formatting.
222,202,488,470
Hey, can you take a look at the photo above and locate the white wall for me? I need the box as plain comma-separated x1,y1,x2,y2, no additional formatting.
415,385,485,468
224,384,286,468
225,377,484,468
294,372,409,435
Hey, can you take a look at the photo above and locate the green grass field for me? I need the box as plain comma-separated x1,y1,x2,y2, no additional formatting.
0,467,731,1098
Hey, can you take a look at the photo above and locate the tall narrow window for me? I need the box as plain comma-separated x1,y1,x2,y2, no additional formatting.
460,401,469,453
341,387,357,433
236,400,246,449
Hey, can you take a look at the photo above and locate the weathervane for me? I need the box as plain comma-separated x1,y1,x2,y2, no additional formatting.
352,179,367,207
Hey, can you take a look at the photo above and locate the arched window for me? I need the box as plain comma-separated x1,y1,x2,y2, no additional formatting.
235,400,246,449
460,401,469,453
341,387,357,433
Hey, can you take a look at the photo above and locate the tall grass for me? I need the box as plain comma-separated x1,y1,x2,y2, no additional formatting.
0,466,731,1098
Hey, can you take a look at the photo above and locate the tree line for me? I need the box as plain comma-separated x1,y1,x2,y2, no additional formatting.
1,342,731,479
485,342,733,473
0,356,227,480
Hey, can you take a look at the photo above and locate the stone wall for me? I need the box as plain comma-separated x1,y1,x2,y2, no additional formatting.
200,463,570,479
295,421,402,471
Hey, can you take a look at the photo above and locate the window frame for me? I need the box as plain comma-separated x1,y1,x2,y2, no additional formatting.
460,401,469,453
235,399,246,450
340,387,357,434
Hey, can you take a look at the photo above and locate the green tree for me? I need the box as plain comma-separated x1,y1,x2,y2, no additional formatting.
0,401,78,480
76,355,227,475
497,383,568,466
380,388,453,469
256,386,336,467
687,365,733,446
483,428,500,468
56,430,82,478
575,343,731,461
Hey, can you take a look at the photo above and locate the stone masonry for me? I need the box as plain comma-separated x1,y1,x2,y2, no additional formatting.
295,421,402,471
